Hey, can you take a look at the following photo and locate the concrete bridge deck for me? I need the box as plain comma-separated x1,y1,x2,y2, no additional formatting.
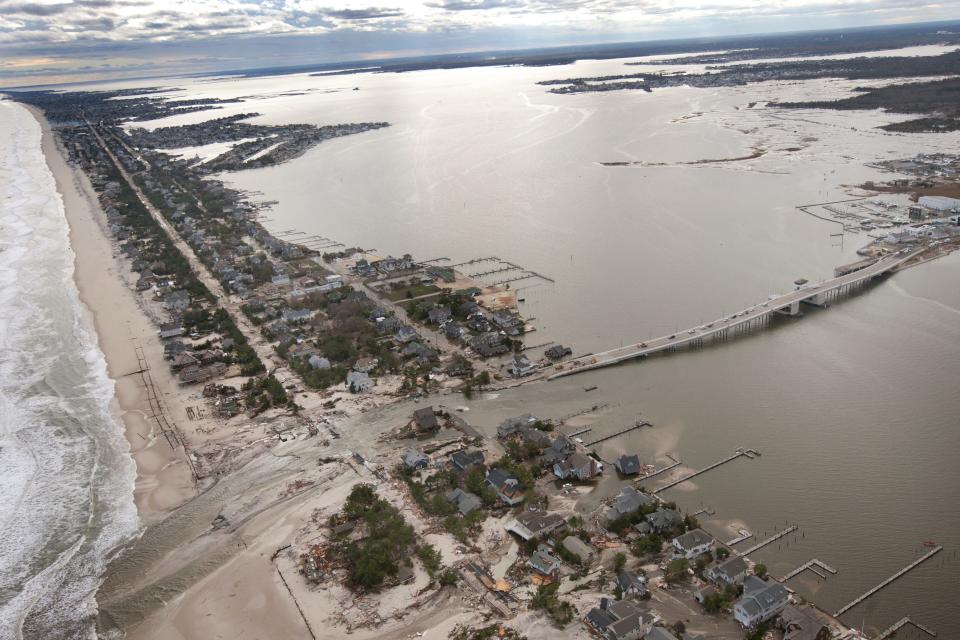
548,249,920,380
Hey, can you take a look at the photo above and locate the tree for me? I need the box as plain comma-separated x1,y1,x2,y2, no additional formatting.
664,558,691,584
716,546,730,560
614,552,627,572
474,370,491,388
754,563,768,579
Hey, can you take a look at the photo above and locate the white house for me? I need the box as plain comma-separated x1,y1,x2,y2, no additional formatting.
671,528,714,560
734,576,791,628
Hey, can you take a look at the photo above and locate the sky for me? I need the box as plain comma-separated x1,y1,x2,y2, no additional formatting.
0,0,958,87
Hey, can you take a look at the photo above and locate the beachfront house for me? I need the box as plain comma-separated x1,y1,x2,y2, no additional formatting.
616,570,647,597
527,545,562,579
509,354,537,377
401,450,430,470
504,511,565,541
647,508,683,534
553,452,601,481
485,468,525,506
614,454,642,475
446,488,482,516
706,556,749,586
413,406,439,432
605,486,654,523
345,370,373,393
562,535,595,565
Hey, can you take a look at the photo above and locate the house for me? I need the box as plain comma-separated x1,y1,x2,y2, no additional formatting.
706,556,749,586
449,449,485,472
780,604,830,640
544,344,573,360
616,570,647,597
162,290,191,311
158,322,185,339
402,341,439,363
606,486,654,522
504,511,565,541
734,576,790,628
470,332,509,357
308,355,331,370
585,606,617,635
171,352,199,370
541,434,576,465
527,545,562,579
614,454,642,475
597,600,654,640
427,306,452,325
485,468,525,506
497,414,538,439
647,508,683,534
644,628,679,640
672,529,714,560
413,406,439,432
517,427,552,450
282,308,315,324
401,450,430,470
553,452,601,481
509,354,537,377
394,326,419,343
443,322,465,340
345,370,373,393
562,536,595,565
446,488,482,516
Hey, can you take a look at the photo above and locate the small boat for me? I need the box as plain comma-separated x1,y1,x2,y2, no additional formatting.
584,385,598,392
922,540,937,547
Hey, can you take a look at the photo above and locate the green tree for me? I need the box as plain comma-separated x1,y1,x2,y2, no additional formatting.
754,563,768,579
664,558,690,584
614,552,627,572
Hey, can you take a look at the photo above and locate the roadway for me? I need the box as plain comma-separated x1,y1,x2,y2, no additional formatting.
549,249,922,380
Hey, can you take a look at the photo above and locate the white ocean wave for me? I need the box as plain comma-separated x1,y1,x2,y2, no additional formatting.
0,101,138,639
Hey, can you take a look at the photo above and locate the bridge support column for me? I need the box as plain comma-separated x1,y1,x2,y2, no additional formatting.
776,300,802,316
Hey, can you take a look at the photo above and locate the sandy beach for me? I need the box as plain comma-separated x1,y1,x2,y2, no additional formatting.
32,106,196,521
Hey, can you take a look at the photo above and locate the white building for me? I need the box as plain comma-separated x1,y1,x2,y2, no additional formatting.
918,195,960,212
734,576,791,628
671,528,714,560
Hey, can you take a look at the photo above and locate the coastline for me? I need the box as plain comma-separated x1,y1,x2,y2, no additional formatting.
30,105,196,520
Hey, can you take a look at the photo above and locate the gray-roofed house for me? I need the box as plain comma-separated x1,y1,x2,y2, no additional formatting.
504,511,566,541
562,536,595,565
616,570,647,597
413,406,439,432
449,449,485,472
497,414,538,439
394,325,419,343
780,604,830,640
402,450,430,470
345,370,373,393
446,488,482,516
509,354,537,377
553,452,601,481
527,545,561,579
647,508,683,534
605,600,654,640
585,606,616,634
672,528,714,560
734,577,790,628
645,628,680,640
308,354,331,370
605,486,654,522
706,556,749,586
162,290,191,311
614,454,642,475
427,306,452,325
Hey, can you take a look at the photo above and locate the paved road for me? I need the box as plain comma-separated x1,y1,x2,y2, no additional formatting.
88,122,292,382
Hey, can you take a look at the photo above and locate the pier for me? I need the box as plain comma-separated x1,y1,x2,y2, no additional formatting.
736,525,798,557
780,559,837,582
834,546,943,617
876,617,937,639
635,456,682,484
583,420,652,447
726,530,753,546
548,250,921,380
654,449,758,494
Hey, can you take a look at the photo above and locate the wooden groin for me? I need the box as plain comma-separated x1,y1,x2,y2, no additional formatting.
736,525,798,557
654,449,756,494
583,420,652,446
835,546,943,617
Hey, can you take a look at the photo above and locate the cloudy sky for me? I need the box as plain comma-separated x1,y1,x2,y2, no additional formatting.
0,0,956,87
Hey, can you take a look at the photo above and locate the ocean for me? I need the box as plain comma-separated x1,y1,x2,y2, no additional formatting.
0,101,138,639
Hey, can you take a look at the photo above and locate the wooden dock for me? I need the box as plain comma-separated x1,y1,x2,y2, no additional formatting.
876,617,937,639
780,559,837,582
635,457,682,484
726,530,753,546
654,449,757,494
736,525,798,557
835,546,943,617
583,420,652,446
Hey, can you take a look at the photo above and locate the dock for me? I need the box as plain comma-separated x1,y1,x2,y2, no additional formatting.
780,559,838,582
548,249,921,380
635,456,682,484
736,525,798,557
654,449,758,494
565,427,593,438
834,546,943,617
726,530,753,546
876,617,937,639
583,420,652,447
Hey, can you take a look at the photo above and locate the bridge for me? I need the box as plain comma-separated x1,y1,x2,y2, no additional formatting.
548,249,920,380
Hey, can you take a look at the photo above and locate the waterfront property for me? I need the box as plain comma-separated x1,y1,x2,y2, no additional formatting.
672,528,715,560
734,576,791,628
